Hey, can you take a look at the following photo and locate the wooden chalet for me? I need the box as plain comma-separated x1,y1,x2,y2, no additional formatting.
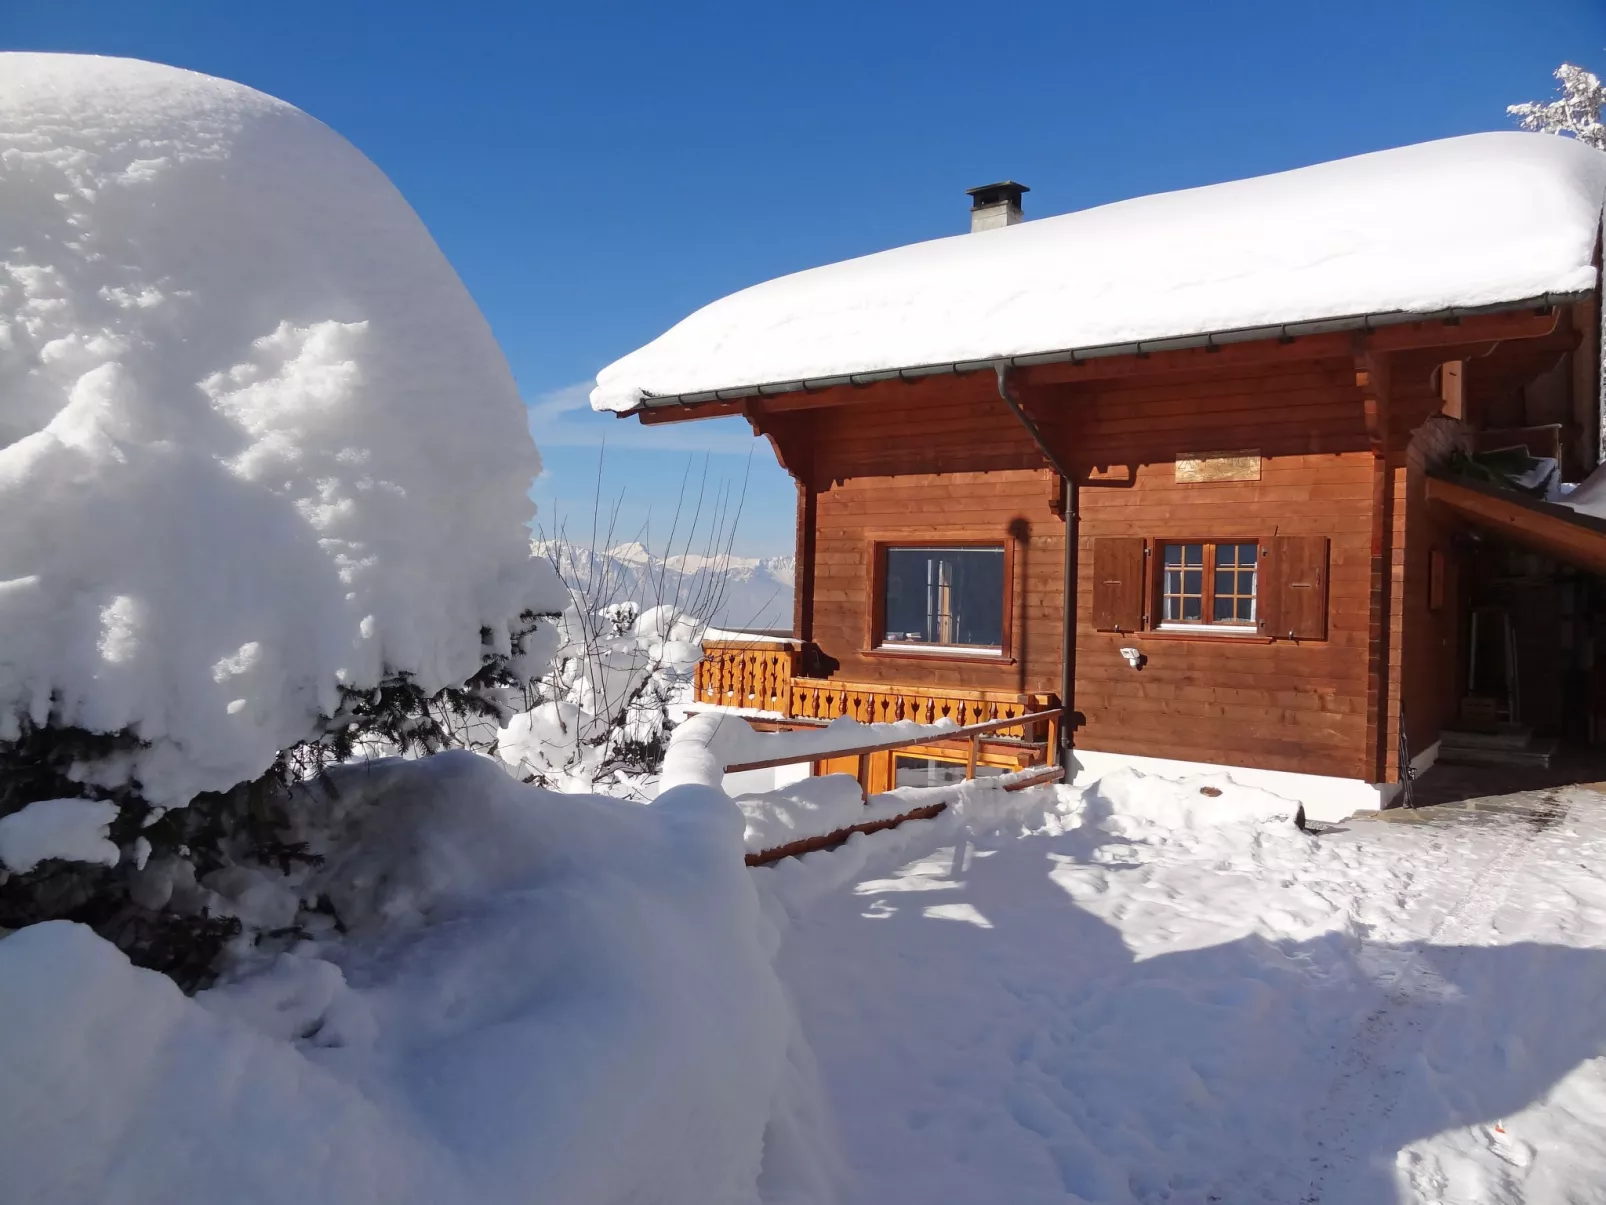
594,134,1606,820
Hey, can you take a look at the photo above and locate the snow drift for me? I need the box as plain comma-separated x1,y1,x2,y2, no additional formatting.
0,752,829,1204
0,54,553,807
593,132,1606,411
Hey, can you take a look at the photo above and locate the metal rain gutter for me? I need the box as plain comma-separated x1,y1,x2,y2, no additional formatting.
622,291,1589,414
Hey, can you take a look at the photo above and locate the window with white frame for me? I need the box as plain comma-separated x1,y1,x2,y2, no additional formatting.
1159,541,1258,628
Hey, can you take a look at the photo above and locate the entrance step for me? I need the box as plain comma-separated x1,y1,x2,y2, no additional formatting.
1441,725,1534,751
1438,735,1559,769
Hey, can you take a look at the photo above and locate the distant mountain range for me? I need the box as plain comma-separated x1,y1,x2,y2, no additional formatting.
534,540,795,632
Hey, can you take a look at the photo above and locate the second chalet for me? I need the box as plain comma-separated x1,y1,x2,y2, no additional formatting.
594,133,1606,821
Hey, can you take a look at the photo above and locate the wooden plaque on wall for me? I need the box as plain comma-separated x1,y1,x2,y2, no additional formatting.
1175,449,1261,483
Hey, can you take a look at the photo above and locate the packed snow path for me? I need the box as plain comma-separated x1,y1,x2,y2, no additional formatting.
768,779,1606,1204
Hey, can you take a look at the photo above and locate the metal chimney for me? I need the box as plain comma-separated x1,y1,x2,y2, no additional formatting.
966,181,1028,232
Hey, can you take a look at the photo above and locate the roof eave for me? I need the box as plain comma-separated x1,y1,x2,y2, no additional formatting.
616,290,1592,418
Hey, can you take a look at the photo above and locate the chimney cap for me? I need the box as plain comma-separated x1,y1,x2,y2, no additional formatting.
965,181,1030,211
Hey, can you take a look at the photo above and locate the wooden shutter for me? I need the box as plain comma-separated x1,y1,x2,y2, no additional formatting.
1261,536,1329,640
1091,537,1146,632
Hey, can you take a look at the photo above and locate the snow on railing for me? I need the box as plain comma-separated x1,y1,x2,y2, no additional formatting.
724,707,1063,779
727,708,1066,866
743,762,1065,867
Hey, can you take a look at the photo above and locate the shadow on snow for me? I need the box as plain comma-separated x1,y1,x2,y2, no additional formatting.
779,825,1606,1205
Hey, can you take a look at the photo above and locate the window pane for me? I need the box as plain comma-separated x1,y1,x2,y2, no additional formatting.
1161,544,1206,626
894,755,1007,788
1194,541,1258,626
882,546,1004,648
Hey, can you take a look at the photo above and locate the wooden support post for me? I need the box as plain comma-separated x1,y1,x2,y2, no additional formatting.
855,753,869,803
1439,360,1465,419
1357,341,1397,786
793,479,816,652
966,735,979,780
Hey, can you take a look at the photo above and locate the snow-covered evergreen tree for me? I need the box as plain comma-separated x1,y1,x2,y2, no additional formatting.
1510,61,1605,150
0,57,562,990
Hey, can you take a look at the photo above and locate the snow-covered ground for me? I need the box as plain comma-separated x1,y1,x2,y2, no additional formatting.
8,722,1606,1204
763,771,1606,1205
0,752,832,1205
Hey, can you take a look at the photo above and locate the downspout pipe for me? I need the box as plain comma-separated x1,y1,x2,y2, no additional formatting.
996,366,1077,768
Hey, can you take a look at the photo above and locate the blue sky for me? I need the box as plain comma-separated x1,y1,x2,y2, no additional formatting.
6,0,1603,555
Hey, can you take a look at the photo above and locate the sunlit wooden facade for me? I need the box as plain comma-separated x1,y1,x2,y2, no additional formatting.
663,297,1605,808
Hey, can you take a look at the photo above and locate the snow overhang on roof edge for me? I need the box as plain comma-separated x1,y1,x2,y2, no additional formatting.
620,291,1594,416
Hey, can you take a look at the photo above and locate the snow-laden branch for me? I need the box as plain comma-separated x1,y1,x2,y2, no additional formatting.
1510,62,1605,151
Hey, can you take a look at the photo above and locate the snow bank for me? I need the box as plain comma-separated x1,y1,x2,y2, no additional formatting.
0,751,830,1204
737,774,878,853
0,54,554,807
593,133,1606,411
1081,765,1302,834
736,766,1069,857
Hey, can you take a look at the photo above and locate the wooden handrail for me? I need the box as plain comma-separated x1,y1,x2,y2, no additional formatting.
723,708,1063,773
744,763,1068,866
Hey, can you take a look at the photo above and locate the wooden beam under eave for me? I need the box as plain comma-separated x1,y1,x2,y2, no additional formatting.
632,399,746,424
741,400,815,482
1427,476,1606,577
1019,311,1566,389
1368,307,1563,352
1355,344,1392,455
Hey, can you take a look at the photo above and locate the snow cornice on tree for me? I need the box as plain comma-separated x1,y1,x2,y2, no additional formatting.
0,54,554,808
591,133,1606,415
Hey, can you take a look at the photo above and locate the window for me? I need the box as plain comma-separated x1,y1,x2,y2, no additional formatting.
881,545,1005,651
893,755,1009,788
1160,541,1257,628
1093,534,1327,640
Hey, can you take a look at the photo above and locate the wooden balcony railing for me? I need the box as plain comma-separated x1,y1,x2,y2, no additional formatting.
694,638,1057,744
695,638,800,713
787,680,1056,742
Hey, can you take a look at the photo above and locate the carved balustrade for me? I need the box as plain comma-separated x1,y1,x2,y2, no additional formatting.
694,638,1056,746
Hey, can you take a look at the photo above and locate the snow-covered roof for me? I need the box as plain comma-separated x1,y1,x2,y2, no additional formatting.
592,133,1606,414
